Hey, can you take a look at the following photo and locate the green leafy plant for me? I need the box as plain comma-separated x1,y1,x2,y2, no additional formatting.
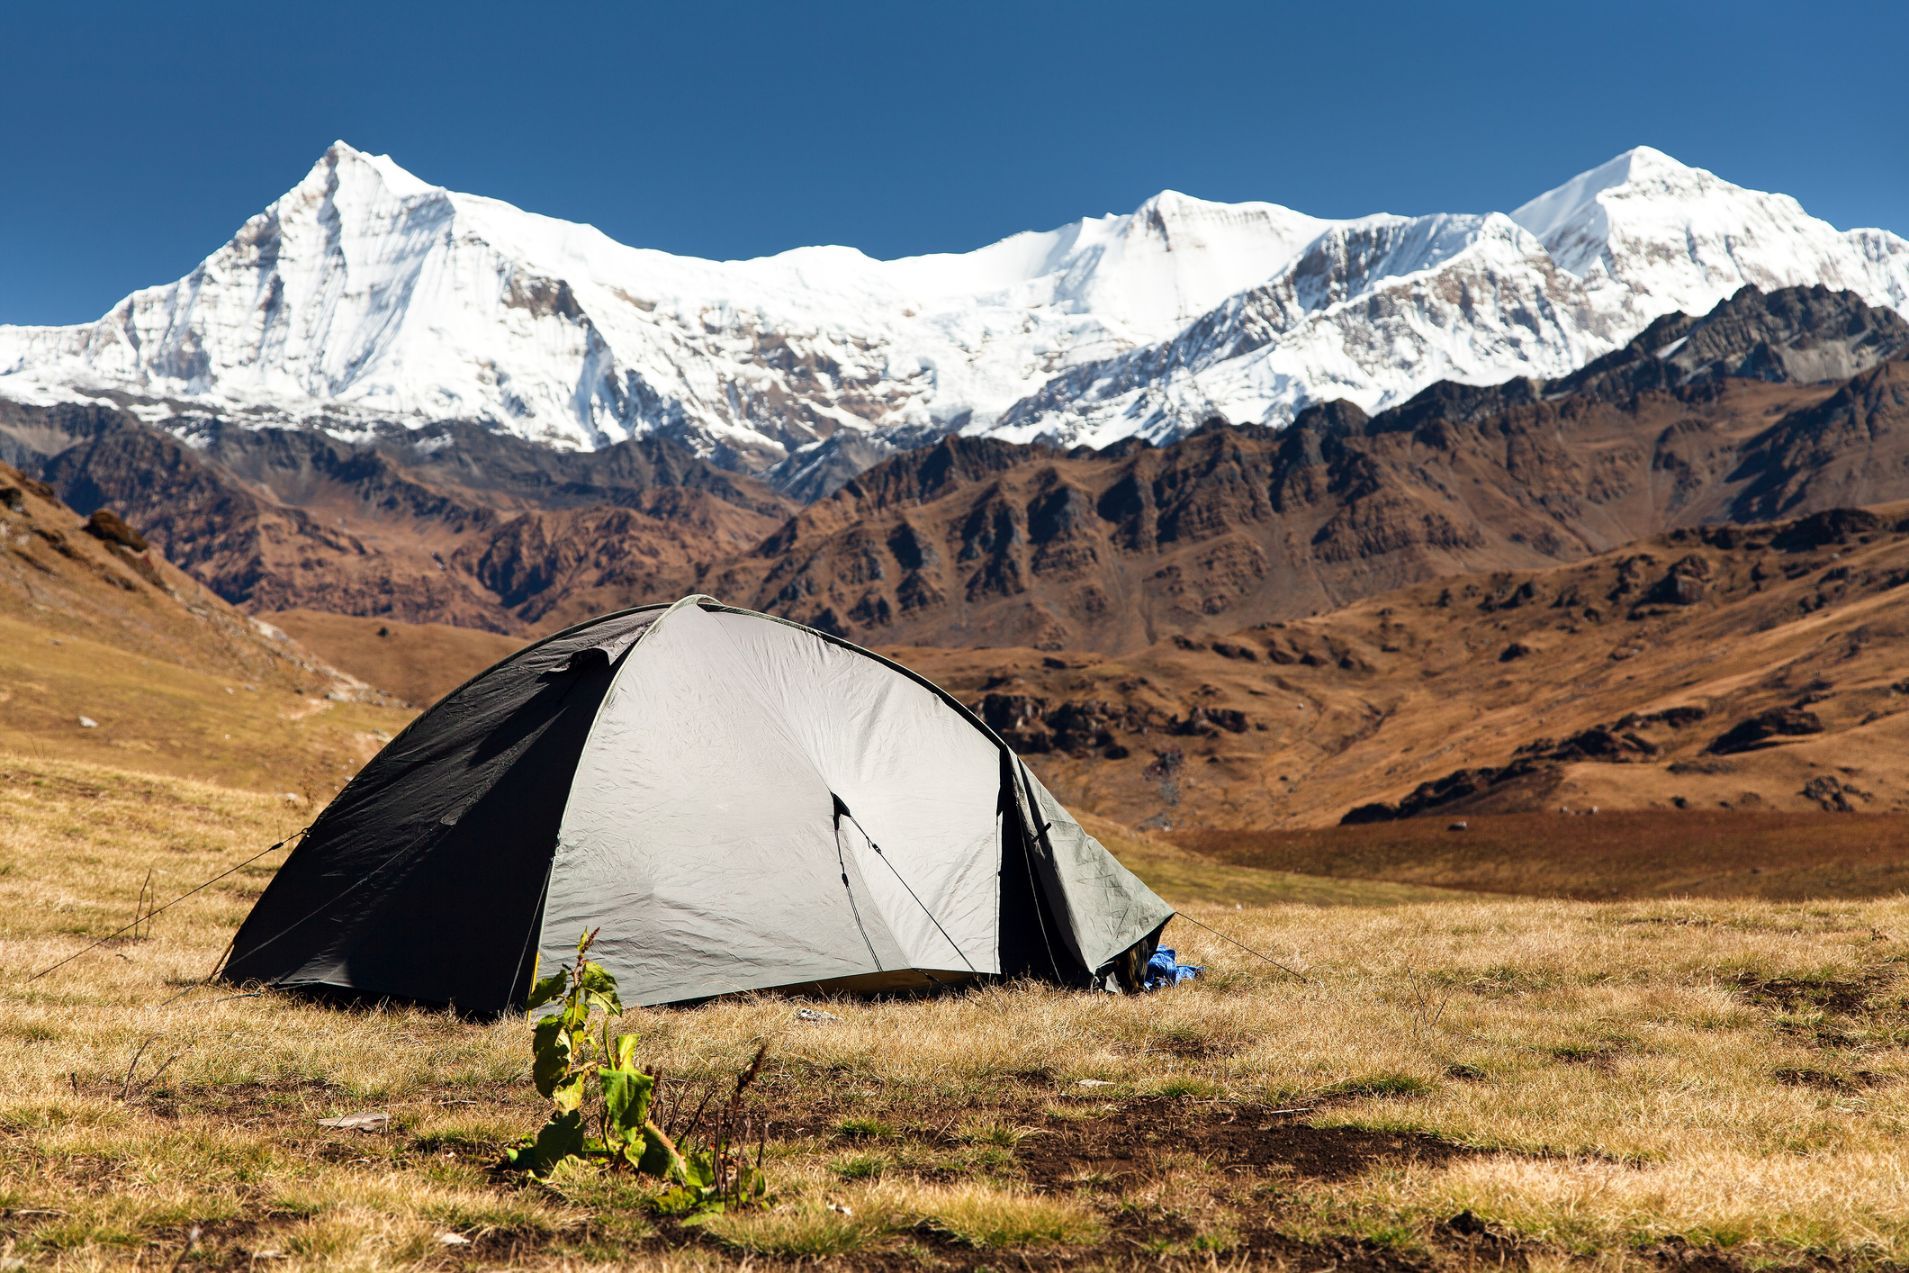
502,930,768,1215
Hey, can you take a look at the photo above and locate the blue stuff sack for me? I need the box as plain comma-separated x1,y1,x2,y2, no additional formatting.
1142,946,1201,990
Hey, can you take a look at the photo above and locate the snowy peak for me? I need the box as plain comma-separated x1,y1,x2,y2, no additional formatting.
1514,147,1698,234
1,144,1906,470
1512,146,1739,274
305,140,440,200
1507,145,1906,328
1124,188,1319,246
1045,189,1326,333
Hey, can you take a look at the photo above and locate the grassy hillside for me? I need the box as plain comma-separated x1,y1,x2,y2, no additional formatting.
0,462,411,793
1177,811,1909,901
263,610,521,710
0,611,407,795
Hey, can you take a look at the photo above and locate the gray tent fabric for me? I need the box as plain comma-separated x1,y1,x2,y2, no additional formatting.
222,597,1173,1013
222,607,660,1012
1014,766,1172,974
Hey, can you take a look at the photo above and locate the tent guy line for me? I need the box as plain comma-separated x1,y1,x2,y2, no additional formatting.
1172,911,1310,983
23,824,311,985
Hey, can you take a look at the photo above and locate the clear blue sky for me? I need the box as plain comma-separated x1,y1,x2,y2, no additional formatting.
3,0,1904,324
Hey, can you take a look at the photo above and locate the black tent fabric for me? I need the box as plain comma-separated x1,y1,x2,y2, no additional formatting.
223,598,1172,1013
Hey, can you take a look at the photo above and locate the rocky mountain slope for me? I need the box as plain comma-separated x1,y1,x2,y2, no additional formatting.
2,144,1903,473
0,400,792,631
5,284,1905,640
0,458,407,790
709,285,1909,650
898,501,1909,831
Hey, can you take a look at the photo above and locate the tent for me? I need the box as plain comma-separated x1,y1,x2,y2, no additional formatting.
222,596,1174,1013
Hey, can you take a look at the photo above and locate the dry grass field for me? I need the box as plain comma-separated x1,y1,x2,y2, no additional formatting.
4,748,1908,1270
261,613,520,711
1176,813,1909,901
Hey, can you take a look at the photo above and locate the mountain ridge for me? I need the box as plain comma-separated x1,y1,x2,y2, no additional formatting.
6,285,1906,642
4,143,1905,476
703,285,1909,650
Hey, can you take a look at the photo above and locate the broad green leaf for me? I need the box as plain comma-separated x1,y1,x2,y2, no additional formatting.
638,1121,687,1179
578,962,623,1016
613,1032,638,1071
650,1185,700,1217
551,1070,586,1114
507,1109,584,1177
530,1016,571,1097
599,1067,654,1137
676,1143,716,1190
525,961,567,1011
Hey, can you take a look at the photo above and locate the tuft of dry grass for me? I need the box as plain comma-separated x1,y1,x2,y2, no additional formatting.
2,748,1907,1268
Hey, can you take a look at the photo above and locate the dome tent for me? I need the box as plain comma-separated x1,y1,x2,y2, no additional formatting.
223,596,1174,1014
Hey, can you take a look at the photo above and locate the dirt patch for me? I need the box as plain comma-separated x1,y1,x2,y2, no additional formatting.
1551,1043,1626,1071
1017,1096,1476,1189
1732,971,1882,1015
1773,1067,1890,1092
138,1075,343,1122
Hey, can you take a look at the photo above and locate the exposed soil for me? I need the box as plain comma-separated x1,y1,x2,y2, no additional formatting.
1016,1096,1479,1190
1733,971,1883,1016
1773,1066,1891,1092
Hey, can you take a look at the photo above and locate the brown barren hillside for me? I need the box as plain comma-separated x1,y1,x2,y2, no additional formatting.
2,406,794,633
0,460,409,792
707,287,1909,651
898,503,1909,830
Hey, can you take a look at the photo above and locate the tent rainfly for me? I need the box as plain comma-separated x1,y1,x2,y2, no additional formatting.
223,597,1175,1013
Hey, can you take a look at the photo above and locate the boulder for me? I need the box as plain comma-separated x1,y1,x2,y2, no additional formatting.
1708,707,1825,755
82,508,149,552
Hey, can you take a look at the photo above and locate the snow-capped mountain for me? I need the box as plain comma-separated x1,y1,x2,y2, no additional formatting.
2,143,1905,464
989,148,1909,447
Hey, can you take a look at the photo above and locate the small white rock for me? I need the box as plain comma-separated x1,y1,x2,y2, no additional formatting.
77,716,97,729
438,1232,471,1247
317,1110,389,1131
